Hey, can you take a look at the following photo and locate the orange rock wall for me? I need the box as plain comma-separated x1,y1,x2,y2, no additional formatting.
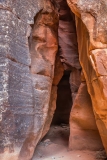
69,82,103,150
67,0,107,153
1,0,107,159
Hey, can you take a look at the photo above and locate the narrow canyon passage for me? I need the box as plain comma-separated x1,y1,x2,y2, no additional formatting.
52,71,72,125
33,0,104,159
1,0,107,160
33,0,81,158
32,5,81,157
32,74,96,160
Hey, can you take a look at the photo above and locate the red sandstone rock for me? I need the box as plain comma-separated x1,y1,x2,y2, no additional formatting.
69,83,103,150
69,68,81,102
41,86,57,139
41,53,64,138
53,53,64,86
67,0,107,153
57,0,81,70
1,0,107,159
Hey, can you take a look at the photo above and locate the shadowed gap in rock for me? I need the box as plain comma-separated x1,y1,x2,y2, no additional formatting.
39,0,80,147
52,70,72,125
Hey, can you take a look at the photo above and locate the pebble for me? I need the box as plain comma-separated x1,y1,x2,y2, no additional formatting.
52,156,56,159
60,123,68,128
77,155,81,157
44,139,50,143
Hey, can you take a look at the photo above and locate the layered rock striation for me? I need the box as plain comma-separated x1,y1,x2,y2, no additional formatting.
0,0,59,160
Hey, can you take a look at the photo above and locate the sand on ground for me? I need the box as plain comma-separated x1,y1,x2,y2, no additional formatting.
33,125,106,160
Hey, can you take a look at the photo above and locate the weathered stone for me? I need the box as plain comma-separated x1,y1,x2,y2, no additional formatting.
0,0,59,160
69,82,103,150
1,0,107,159
0,57,34,159
42,53,64,138
69,68,81,102
57,0,81,70
53,53,64,86
41,86,57,139
67,0,107,49
67,0,107,153
0,0,44,24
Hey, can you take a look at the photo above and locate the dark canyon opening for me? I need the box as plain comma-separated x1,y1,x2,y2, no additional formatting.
40,0,81,145
1,0,107,159
48,0,81,140
52,71,72,125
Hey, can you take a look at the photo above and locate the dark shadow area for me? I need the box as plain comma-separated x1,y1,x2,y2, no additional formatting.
52,71,72,125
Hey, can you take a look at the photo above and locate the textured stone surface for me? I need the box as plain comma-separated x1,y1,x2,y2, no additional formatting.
1,0,107,159
69,68,81,102
57,0,81,70
0,0,41,158
0,0,58,160
67,0,107,153
42,53,64,138
53,53,64,86
41,86,57,139
0,0,43,24
69,82,103,150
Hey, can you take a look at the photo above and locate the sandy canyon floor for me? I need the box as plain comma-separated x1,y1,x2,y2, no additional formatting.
32,125,107,160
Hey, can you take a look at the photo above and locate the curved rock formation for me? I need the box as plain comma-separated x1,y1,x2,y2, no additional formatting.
0,0,107,159
67,0,107,153
57,0,81,70
69,81,103,150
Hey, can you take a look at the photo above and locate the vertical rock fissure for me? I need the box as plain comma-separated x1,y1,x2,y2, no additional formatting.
47,0,104,152
42,0,81,145
38,0,81,146
52,70,72,125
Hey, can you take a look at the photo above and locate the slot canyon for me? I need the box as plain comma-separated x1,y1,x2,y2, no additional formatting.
0,0,107,160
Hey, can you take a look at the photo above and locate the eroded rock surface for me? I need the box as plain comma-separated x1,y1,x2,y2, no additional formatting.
0,0,58,160
41,53,64,139
57,0,81,70
67,0,107,153
1,0,107,159
69,82,103,150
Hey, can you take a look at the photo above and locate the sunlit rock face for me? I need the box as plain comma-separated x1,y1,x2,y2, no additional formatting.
67,0,107,153
56,0,103,151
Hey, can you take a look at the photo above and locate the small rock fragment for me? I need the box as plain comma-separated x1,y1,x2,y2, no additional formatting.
44,139,50,143
77,155,81,157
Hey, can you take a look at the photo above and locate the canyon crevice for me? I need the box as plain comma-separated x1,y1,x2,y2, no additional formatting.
0,0,107,160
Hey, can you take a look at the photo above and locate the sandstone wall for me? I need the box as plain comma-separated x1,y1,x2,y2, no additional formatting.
56,0,103,151
0,0,59,160
41,53,64,139
1,0,107,159
69,82,103,150
67,0,107,153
